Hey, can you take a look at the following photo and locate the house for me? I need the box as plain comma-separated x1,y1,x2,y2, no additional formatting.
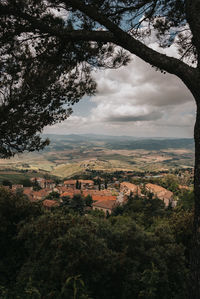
63,180,77,189
30,177,55,189
92,199,117,214
116,192,125,204
53,186,69,194
23,187,34,200
82,189,113,197
79,180,94,189
145,183,173,206
120,182,141,197
44,179,56,189
92,195,117,202
31,189,51,201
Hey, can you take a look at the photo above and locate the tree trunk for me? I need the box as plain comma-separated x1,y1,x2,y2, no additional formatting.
190,98,200,299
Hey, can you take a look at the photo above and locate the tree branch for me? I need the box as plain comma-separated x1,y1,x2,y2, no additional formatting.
65,0,198,90
1,1,198,91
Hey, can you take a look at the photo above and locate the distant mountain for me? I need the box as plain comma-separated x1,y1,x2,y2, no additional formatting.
42,134,194,151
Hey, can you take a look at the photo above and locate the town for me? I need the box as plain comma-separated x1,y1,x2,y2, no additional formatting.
1,170,193,214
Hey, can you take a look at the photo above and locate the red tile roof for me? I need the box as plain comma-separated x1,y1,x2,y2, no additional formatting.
93,199,116,210
82,190,112,197
43,199,59,208
64,180,77,185
92,195,117,202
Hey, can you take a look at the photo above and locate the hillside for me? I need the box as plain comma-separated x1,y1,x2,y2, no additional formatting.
0,134,194,179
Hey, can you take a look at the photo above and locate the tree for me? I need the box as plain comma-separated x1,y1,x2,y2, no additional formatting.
32,178,41,191
45,191,60,200
76,180,79,190
1,0,200,296
0,187,43,292
85,194,93,207
2,179,12,188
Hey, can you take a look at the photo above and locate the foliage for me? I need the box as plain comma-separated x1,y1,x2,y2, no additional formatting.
112,194,166,228
0,188,43,292
159,174,179,195
46,191,60,200
1,0,198,157
19,178,32,187
32,178,42,191
85,194,93,207
2,179,12,188
0,189,191,298
176,190,194,211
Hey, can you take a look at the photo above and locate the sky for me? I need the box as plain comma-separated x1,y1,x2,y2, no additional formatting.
44,38,196,138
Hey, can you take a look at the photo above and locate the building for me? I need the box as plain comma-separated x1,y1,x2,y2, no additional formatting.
63,180,77,189
30,177,55,189
79,180,94,189
120,182,141,197
31,189,52,201
92,199,117,214
145,183,173,206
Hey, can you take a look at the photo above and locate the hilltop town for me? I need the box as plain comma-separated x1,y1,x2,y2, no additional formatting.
2,169,193,214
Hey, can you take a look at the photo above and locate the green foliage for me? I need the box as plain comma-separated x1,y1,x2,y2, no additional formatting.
32,179,42,191
85,195,93,207
19,178,32,187
112,195,166,228
46,191,60,200
2,179,12,188
159,175,179,195
0,188,43,292
176,190,194,211
0,186,192,298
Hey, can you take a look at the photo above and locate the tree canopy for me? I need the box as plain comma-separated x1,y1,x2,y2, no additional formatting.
1,0,198,158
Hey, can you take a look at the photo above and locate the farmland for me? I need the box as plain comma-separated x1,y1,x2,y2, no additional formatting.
0,134,194,181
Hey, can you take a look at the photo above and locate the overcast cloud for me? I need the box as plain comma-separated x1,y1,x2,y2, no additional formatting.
45,42,196,137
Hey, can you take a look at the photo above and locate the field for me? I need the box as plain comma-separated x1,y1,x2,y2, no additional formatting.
0,134,194,180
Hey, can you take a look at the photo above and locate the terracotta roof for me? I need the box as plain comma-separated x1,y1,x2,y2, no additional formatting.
32,189,51,199
82,190,112,197
79,180,94,184
64,180,77,185
145,184,173,203
120,182,138,190
146,183,173,194
43,199,59,208
23,187,33,195
92,195,117,202
93,199,116,210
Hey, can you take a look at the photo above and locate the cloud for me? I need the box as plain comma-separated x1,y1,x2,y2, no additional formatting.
45,40,196,137
106,110,162,122
89,44,195,135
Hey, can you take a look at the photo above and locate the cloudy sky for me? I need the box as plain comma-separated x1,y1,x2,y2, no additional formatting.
44,41,196,138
